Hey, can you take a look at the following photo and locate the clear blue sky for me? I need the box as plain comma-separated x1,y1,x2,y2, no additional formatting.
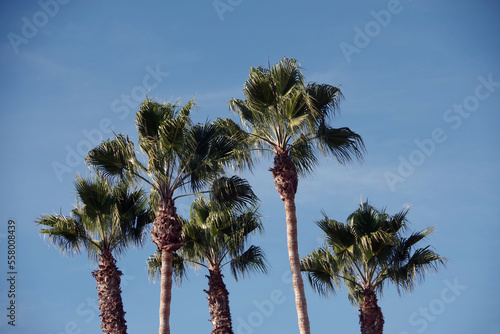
1,1,499,333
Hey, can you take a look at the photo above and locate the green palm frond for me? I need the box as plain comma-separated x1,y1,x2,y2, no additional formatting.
382,204,411,234
222,208,263,258
210,175,259,210
35,213,88,256
213,118,254,170
112,181,152,250
385,246,446,294
344,271,364,306
85,134,143,183
135,98,177,140
306,83,344,119
74,175,113,221
300,248,338,297
316,126,365,164
288,135,318,175
269,57,304,97
229,245,268,282
316,216,356,253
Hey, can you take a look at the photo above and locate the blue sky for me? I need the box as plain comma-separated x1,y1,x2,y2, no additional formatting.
1,0,499,333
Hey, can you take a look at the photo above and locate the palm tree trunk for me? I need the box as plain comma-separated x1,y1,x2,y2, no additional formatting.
151,197,183,252
359,289,384,334
159,250,173,334
92,249,127,334
271,151,311,334
205,267,233,334
153,197,183,334
284,197,311,334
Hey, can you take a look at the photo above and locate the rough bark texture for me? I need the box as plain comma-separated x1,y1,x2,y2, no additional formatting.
159,250,173,334
92,249,127,334
359,289,384,334
270,151,311,334
270,151,298,201
204,267,233,334
151,197,183,252
152,197,183,334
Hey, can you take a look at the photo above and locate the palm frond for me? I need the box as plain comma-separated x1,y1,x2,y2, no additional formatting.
229,245,268,282
316,126,365,165
386,246,447,294
85,134,140,183
135,98,177,140
300,248,338,297
213,118,254,171
74,175,113,221
35,213,88,256
306,82,344,119
210,175,259,209
288,135,318,176
316,215,355,253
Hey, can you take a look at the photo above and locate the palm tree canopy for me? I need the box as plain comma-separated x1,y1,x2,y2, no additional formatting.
35,174,151,263
301,201,446,305
147,178,268,283
86,98,246,207
228,57,365,175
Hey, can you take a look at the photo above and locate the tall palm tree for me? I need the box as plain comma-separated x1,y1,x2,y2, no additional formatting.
85,98,247,334
147,184,267,334
227,57,365,334
35,174,151,334
301,201,446,334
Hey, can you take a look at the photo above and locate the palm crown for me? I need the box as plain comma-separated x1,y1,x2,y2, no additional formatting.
228,57,365,175
36,174,150,261
86,99,242,210
301,201,446,305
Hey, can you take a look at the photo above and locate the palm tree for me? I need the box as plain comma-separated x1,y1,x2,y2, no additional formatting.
85,98,247,334
226,57,365,334
35,174,151,334
147,184,267,334
301,201,446,334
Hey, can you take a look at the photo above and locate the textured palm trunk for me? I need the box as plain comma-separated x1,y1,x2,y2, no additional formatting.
359,289,384,334
92,249,127,334
270,151,311,334
205,266,233,334
159,251,173,334
152,197,183,334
